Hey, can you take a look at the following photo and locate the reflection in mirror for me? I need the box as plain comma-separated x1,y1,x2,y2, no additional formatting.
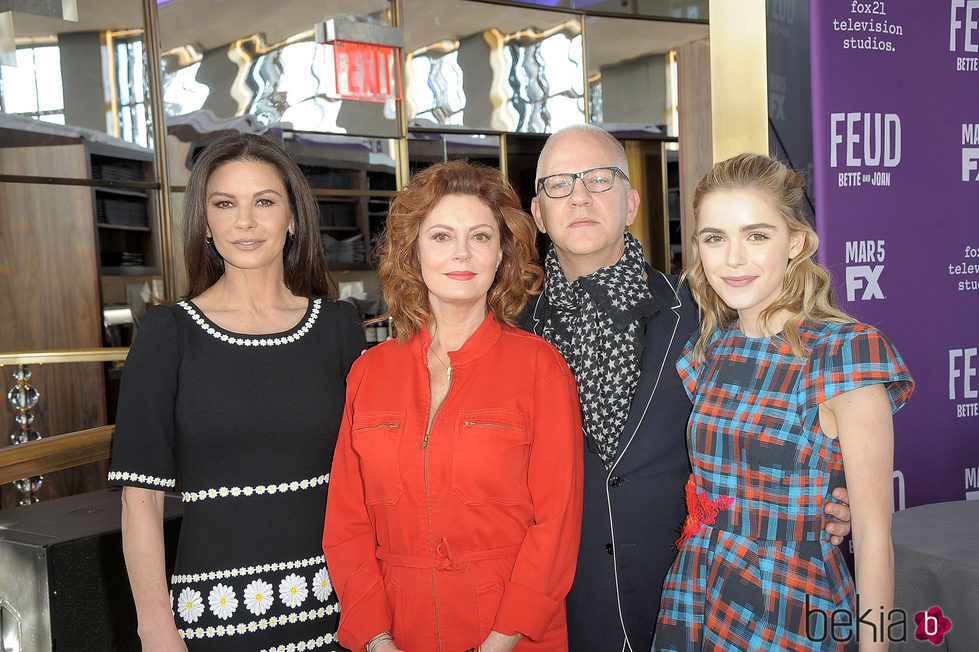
158,0,398,137
0,0,152,151
503,133,549,212
403,0,583,133
407,131,501,176
285,132,396,270
585,15,706,136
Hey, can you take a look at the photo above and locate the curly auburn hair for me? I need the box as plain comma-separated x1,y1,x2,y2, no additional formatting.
685,153,854,363
377,160,543,340
182,132,337,300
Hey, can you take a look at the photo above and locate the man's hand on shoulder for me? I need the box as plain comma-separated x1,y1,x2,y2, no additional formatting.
823,486,852,545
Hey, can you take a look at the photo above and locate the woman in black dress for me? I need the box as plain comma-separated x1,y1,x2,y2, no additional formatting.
109,133,365,650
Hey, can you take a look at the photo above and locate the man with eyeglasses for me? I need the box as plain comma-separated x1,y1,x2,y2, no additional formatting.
522,124,851,652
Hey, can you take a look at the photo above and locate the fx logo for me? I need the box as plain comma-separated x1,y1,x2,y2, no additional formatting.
964,148,979,181
845,265,884,301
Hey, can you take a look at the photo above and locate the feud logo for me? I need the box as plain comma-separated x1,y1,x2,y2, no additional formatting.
951,0,979,70
844,240,885,301
949,346,978,418
830,113,901,168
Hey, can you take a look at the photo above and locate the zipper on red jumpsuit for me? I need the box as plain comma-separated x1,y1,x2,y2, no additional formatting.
421,364,451,650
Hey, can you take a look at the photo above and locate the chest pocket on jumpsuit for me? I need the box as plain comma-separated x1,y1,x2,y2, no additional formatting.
452,408,530,506
350,409,405,505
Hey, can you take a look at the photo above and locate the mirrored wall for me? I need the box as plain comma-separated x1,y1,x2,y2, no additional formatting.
0,0,159,321
0,0,155,505
1,0,707,303
403,0,584,132
158,0,397,138
0,1,153,154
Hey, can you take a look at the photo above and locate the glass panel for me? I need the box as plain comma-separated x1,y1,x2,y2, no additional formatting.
158,0,397,138
407,131,501,176
403,0,583,133
501,1,708,21
0,0,153,165
285,133,396,270
584,14,706,134
504,132,549,211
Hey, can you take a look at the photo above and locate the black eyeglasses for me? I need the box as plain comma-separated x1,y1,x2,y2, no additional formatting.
536,166,629,198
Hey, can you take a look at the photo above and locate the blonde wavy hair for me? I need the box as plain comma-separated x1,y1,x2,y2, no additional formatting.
685,153,853,363
376,160,543,340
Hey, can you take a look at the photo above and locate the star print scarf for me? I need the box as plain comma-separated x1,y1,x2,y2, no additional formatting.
542,232,659,468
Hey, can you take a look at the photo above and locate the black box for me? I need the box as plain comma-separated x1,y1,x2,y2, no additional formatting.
0,489,182,651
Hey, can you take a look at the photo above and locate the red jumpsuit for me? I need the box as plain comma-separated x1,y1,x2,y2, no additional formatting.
324,315,583,651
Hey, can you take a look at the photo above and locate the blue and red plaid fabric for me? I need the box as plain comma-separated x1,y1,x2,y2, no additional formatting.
653,320,913,651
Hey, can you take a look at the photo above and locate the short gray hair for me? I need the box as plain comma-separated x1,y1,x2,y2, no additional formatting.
536,124,630,182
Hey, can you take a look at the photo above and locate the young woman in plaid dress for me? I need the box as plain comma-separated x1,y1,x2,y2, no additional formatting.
653,154,913,651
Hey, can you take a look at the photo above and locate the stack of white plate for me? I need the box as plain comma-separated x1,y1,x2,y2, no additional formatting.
322,233,366,263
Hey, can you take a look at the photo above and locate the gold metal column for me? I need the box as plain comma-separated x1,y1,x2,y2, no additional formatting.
708,0,768,160
142,0,176,300
391,0,410,188
580,13,589,124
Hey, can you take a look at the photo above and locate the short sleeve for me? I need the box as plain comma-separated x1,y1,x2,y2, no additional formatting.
675,338,698,402
676,327,718,402
799,324,914,430
107,304,181,491
337,299,367,374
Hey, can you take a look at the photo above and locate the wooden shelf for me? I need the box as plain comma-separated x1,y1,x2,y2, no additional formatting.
97,222,151,232
320,225,360,233
101,266,161,276
330,262,374,271
93,186,149,199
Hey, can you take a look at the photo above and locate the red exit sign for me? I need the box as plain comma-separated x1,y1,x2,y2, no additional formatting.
333,41,401,102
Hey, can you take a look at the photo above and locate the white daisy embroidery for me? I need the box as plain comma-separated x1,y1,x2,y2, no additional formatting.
177,587,204,623
208,583,238,620
279,573,308,609
312,567,333,602
244,579,274,615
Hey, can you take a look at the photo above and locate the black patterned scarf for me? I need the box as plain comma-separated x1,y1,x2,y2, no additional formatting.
542,232,659,468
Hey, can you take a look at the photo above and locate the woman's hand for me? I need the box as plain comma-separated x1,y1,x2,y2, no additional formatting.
121,487,186,651
137,627,188,651
476,630,522,652
365,631,405,652
373,640,405,652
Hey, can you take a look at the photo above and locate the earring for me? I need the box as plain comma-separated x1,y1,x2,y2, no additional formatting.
205,235,213,246
287,232,295,241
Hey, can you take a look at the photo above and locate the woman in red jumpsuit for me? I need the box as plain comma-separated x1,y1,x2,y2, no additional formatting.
323,160,583,652
323,161,582,652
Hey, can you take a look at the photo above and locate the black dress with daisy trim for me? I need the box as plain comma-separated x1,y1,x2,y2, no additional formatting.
108,298,365,651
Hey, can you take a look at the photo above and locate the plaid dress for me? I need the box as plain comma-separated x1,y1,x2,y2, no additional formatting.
653,320,913,651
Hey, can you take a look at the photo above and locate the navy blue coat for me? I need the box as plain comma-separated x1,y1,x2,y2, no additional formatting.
523,268,698,652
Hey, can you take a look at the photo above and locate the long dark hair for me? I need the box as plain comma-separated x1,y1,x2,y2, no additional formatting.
182,133,337,300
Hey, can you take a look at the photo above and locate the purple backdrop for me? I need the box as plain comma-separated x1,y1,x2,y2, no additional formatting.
810,0,979,517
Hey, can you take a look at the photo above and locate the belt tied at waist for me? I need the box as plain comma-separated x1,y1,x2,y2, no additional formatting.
377,537,522,572
676,474,735,548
